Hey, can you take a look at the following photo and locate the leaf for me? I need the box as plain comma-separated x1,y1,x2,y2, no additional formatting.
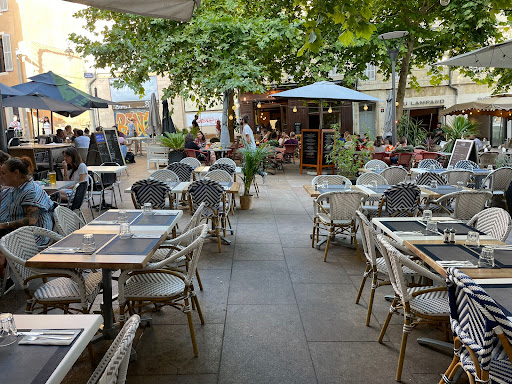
338,30,355,46
308,30,317,44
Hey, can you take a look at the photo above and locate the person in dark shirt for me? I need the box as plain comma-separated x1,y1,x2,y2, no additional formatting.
184,133,208,162
192,115,199,129
54,129,66,143
284,132,299,145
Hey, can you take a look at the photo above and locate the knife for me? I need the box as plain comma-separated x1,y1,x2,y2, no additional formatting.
18,331,76,336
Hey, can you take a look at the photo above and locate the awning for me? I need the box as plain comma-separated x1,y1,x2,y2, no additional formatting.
440,97,512,117
435,39,512,69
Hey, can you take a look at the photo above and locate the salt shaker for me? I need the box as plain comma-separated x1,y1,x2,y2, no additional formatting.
443,228,450,243
449,228,456,243
314,183,318,191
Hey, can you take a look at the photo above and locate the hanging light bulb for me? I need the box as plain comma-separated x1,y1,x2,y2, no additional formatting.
293,106,297,113
395,101,399,107
232,105,237,110
229,115,233,120
328,105,333,114
243,96,247,102
462,110,465,113
363,104,368,111
257,102,262,108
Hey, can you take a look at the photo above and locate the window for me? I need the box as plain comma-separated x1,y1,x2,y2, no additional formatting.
1,34,14,72
0,0,8,12
363,63,376,81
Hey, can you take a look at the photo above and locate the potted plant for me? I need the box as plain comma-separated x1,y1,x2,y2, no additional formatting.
157,132,186,163
239,144,270,210
441,116,479,153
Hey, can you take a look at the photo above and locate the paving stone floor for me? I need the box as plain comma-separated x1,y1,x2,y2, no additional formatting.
0,154,470,383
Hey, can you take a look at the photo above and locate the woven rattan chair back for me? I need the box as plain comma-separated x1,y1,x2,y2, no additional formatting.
455,160,479,170
214,158,237,168
131,179,169,209
180,157,201,169
209,162,235,175
380,166,408,185
188,179,224,218
356,172,387,186
150,169,179,183
482,166,512,192
311,175,352,186
167,162,194,182
417,159,443,169
449,190,492,220
478,152,498,168
87,314,141,384
414,171,447,186
53,206,83,236
364,159,388,170
204,169,232,183
467,207,512,241
445,268,512,375
441,170,473,186
356,210,378,266
319,191,365,221
383,182,421,217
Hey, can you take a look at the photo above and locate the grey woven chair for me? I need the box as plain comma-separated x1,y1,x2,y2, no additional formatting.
0,226,102,314
149,169,179,183
53,206,84,236
180,156,201,169
376,234,450,381
214,158,237,168
311,174,352,186
205,169,232,182
467,207,512,241
87,314,140,384
441,170,473,187
417,159,443,169
356,172,387,186
478,151,498,168
118,225,208,356
312,191,366,262
431,190,492,221
481,167,512,209
364,159,388,170
380,166,408,185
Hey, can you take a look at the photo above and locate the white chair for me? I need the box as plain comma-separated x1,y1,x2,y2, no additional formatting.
311,175,351,186
380,166,408,185
356,172,387,186
204,169,233,182
180,156,201,169
214,158,237,168
467,207,512,241
364,159,388,170
441,170,473,186
53,206,84,236
150,169,179,183
147,146,169,169
431,190,492,221
481,167,512,209
87,314,140,384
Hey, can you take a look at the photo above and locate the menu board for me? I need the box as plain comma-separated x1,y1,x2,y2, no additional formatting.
294,122,302,135
103,129,126,166
321,130,335,165
301,130,319,166
86,132,111,165
448,139,476,168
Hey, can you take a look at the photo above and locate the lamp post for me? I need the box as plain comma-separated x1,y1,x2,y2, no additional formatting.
378,31,408,145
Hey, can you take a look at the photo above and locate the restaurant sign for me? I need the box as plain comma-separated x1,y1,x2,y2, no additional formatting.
403,99,445,107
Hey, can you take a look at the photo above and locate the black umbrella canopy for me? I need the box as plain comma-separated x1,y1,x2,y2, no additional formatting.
162,99,176,134
2,94,88,117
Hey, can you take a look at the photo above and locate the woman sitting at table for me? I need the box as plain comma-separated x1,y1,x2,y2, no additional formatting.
60,147,88,201
374,136,386,153
185,133,210,162
0,156,54,291
384,139,394,152
195,130,207,149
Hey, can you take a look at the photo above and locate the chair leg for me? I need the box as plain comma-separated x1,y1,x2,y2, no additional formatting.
184,298,199,357
366,272,378,327
87,343,95,367
216,218,222,253
195,269,204,291
193,294,205,324
353,231,362,261
355,264,370,304
323,227,333,262
311,221,317,248
396,316,412,381
378,297,397,343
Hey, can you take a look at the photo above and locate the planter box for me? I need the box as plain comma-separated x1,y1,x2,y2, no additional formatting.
168,150,186,164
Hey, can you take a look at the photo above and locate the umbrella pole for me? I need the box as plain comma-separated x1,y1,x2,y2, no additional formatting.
37,110,40,137
50,112,54,135
0,89,8,152
319,99,324,130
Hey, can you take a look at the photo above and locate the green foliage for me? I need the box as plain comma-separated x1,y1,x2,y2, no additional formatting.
496,154,512,168
442,116,479,152
181,126,200,137
266,140,279,147
396,116,427,147
326,128,371,178
240,145,270,196
157,132,185,151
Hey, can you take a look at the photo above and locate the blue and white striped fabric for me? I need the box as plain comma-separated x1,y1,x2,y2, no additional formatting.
446,268,512,384
0,180,54,245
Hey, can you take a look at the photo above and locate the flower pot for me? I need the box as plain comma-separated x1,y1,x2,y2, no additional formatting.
168,150,186,164
239,195,254,210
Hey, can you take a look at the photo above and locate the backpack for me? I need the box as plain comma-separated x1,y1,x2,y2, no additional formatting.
125,151,136,163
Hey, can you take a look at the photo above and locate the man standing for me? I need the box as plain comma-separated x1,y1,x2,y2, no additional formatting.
127,118,141,155
241,115,256,150
9,116,22,136
192,114,199,129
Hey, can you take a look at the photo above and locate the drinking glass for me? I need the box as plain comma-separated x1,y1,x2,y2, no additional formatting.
118,210,128,224
48,171,56,184
422,209,432,222
478,246,495,268
82,234,96,253
465,231,480,247
119,223,132,239
143,203,153,215
447,165,454,171
430,180,438,189
0,313,18,347
371,180,378,189
456,181,464,190
426,220,438,234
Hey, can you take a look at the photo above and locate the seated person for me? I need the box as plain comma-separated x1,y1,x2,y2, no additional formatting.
432,123,445,144
373,136,386,153
74,129,90,149
54,129,66,143
384,139,394,152
60,147,88,201
195,131,207,149
390,136,414,164
118,130,128,158
0,156,54,293
284,132,299,145
185,133,209,162
278,133,289,146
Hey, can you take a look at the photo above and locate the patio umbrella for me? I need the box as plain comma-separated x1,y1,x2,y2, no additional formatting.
0,83,24,97
162,99,176,134
146,92,161,137
273,81,382,129
2,94,88,117
383,90,393,140
13,71,115,108
62,0,201,21
440,96,512,117
435,39,512,69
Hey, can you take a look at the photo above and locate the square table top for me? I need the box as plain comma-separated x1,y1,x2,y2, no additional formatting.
9,143,72,150
39,181,77,194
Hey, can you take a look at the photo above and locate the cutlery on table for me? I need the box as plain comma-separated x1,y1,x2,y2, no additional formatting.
18,331,76,336
24,335,74,341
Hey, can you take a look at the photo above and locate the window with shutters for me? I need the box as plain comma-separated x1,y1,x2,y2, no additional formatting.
363,63,376,81
0,34,14,72
0,0,8,12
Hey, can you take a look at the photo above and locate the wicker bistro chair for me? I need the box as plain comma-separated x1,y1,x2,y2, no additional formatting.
467,207,512,241
150,169,179,183
215,158,237,168
180,156,202,169
311,174,352,187
87,314,141,384
167,162,194,182
209,162,236,176
53,206,84,236
414,171,448,186
417,159,443,169
205,169,235,215
131,179,171,210
312,190,367,262
356,172,387,186
442,268,512,384
455,160,480,170
0,226,102,314
355,211,419,327
441,170,473,187
478,151,498,168
397,152,415,170
377,182,421,217
364,159,388,170
431,190,492,221
481,167,512,209
188,179,229,252
118,225,208,357
380,166,408,185
376,234,450,382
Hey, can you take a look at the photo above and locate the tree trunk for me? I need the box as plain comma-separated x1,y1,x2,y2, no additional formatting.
228,91,235,142
221,90,231,148
396,36,415,121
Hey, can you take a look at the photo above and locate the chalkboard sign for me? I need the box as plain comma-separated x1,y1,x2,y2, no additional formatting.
301,130,319,166
103,129,126,166
294,122,302,135
86,132,110,165
321,130,335,165
448,139,476,168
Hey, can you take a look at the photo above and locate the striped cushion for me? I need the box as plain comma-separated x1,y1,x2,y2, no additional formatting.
407,286,450,316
